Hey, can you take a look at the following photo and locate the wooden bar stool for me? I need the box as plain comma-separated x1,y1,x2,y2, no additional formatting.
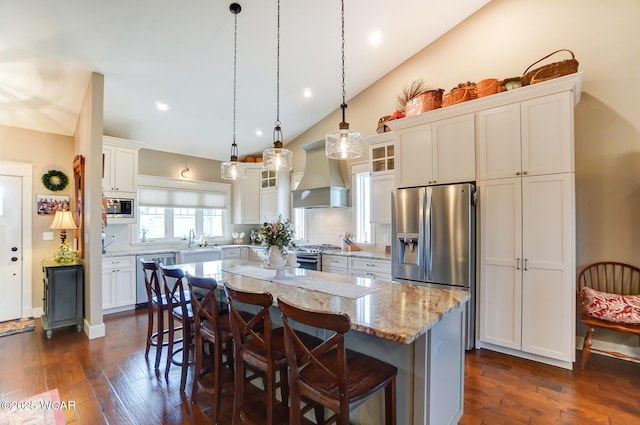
224,283,322,425
278,297,398,425
139,259,173,370
186,273,235,422
160,264,193,393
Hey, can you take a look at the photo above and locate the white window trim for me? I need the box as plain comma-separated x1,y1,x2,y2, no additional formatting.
350,161,375,248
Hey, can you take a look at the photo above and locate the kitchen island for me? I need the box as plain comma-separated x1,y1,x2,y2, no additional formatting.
172,259,470,425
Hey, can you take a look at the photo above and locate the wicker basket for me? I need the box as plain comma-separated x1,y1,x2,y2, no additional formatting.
442,85,476,107
521,49,579,86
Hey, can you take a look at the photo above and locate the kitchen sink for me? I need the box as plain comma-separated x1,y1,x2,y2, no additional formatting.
175,247,222,264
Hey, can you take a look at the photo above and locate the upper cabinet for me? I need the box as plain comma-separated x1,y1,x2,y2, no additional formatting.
232,164,290,224
477,91,574,180
102,136,141,194
366,133,396,224
394,113,475,188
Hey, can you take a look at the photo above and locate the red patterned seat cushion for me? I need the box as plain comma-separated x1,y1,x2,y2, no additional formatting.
582,287,640,324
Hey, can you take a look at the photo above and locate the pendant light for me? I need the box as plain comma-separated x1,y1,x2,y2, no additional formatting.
221,3,246,180
325,0,362,160
262,0,293,171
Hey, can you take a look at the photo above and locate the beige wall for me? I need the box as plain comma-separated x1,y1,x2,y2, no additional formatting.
288,0,640,351
139,148,225,183
0,125,75,309
289,0,640,268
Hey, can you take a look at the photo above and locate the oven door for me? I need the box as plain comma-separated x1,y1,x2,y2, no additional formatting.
296,254,320,271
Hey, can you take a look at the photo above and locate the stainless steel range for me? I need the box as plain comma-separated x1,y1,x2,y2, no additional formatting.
294,245,341,271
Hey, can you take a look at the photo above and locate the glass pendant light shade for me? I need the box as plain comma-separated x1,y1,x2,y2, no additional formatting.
221,158,246,180
263,127,293,171
262,0,293,171
325,121,363,160
325,0,362,160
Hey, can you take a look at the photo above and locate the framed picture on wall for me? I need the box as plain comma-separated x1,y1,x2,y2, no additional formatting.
36,194,70,215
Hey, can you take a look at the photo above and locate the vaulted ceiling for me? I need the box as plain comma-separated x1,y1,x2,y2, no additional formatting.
0,0,490,160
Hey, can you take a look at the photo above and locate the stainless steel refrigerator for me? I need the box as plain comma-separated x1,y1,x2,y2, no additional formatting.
391,183,476,349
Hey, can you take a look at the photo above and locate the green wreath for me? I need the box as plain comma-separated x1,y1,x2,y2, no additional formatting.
41,169,69,192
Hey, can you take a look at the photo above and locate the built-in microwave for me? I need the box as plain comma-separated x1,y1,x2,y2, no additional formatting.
105,196,134,219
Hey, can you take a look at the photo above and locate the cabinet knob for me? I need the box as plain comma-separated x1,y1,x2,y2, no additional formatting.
11,247,18,252
11,257,18,262
522,171,528,175
515,171,521,176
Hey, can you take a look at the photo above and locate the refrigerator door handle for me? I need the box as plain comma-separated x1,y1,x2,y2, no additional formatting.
424,187,433,281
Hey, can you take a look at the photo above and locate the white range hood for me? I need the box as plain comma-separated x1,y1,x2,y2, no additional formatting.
292,140,349,208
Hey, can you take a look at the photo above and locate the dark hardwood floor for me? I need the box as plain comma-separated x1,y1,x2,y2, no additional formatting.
1,310,638,424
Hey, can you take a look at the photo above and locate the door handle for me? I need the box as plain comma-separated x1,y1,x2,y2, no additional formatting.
516,258,520,270
524,258,528,271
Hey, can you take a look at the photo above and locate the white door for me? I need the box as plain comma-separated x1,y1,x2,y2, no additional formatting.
0,175,23,322
478,178,522,349
521,173,575,361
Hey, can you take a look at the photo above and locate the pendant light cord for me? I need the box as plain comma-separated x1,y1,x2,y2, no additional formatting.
275,0,281,127
231,4,239,157
340,0,347,124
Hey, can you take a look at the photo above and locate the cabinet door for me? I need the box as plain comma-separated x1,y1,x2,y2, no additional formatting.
370,174,394,224
113,147,138,192
233,167,261,224
115,267,136,307
479,178,522,349
520,173,574,361
521,92,574,176
477,104,521,180
396,125,432,188
260,188,278,222
432,114,475,184
102,268,116,310
102,145,115,191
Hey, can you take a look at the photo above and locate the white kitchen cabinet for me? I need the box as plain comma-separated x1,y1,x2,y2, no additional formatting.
102,136,140,194
232,167,261,224
395,113,475,188
478,173,575,364
477,91,574,180
233,165,290,224
322,254,348,275
349,257,391,281
102,256,136,313
222,246,249,260
365,133,395,224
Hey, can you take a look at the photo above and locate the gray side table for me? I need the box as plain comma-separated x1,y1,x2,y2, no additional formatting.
41,260,84,339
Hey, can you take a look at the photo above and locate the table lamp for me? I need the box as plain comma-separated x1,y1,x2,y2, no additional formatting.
49,210,78,244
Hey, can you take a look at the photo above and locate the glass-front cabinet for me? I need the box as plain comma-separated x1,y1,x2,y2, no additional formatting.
371,142,395,173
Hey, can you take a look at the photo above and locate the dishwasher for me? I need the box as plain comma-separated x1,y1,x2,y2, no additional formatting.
135,252,176,309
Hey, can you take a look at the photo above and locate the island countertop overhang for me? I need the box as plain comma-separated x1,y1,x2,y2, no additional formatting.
174,259,470,345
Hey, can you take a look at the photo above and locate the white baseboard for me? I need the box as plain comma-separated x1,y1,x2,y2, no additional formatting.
84,319,105,339
576,336,640,363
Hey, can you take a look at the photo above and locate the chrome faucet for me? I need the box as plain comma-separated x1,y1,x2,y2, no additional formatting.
188,229,196,248
102,233,116,254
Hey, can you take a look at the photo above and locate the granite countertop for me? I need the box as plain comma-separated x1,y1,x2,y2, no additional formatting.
170,259,469,344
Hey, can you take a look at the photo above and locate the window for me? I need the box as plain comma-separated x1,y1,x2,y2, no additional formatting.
137,176,230,243
352,166,372,244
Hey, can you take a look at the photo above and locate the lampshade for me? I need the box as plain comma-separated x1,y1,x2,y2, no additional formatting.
325,0,362,160
221,156,246,180
50,210,78,230
50,210,78,244
262,0,293,171
325,125,363,160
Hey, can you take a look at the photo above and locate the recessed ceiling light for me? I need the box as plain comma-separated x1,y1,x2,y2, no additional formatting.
370,30,382,45
256,129,263,136
155,100,170,111
303,88,312,98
